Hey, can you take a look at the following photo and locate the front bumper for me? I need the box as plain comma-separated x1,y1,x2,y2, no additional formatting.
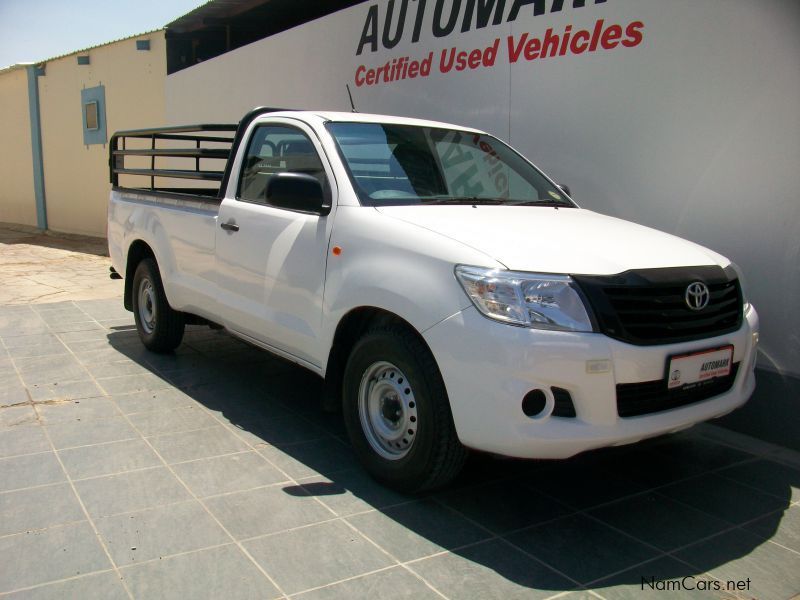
423,305,759,459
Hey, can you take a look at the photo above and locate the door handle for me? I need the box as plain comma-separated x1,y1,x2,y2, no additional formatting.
220,221,239,232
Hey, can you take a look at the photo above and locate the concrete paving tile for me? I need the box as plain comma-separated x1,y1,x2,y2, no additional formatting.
438,480,571,535
0,355,16,372
95,500,229,565
37,311,95,326
111,388,198,414
204,485,333,539
347,499,490,562
5,342,70,358
128,406,218,437
716,458,800,504
85,360,154,380
57,329,115,343
599,447,715,488
1,333,63,348
14,354,85,374
244,519,393,595
648,436,756,471
171,451,287,498
47,321,105,334
36,397,120,424
195,385,293,423
258,438,357,479
590,555,727,599
296,469,411,517
410,539,575,600
45,415,138,449
62,337,117,353
27,379,105,402
59,438,161,480
294,566,441,600
31,302,77,312
0,404,38,429
588,492,731,552
72,348,148,367
0,483,85,536
674,528,800,600
744,504,800,553
75,299,131,320
73,467,191,518
97,373,173,395
225,414,328,448
0,426,51,458
141,351,207,373
121,544,280,600
0,571,128,600
0,522,111,593
148,425,250,464
506,514,660,585
525,464,648,511
0,384,30,407
658,473,787,525
160,367,223,389
0,451,65,492
0,324,51,337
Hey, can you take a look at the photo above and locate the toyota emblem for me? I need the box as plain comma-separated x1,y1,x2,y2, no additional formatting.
685,282,710,311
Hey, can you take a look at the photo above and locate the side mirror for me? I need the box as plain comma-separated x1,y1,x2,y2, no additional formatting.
266,172,329,215
557,183,571,197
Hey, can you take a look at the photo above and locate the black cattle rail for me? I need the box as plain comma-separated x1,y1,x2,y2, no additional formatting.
109,107,293,200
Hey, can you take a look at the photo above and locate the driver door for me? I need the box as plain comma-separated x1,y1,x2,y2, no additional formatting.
214,120,336,368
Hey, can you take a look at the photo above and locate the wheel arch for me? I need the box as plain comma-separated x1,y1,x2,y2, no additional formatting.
322,306,438,412
124,239,156,311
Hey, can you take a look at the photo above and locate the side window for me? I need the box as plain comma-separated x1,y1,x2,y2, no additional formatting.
238,124,326,204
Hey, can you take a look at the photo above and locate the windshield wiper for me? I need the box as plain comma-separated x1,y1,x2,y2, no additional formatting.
419,197,507,205
515,200,570,207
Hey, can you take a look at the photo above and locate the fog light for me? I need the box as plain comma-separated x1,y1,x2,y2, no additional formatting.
522,390,547,417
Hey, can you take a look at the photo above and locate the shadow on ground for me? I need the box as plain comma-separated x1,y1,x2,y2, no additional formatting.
101,323,799,597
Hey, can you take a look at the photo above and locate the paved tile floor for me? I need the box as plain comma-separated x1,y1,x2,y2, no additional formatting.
1,300,799,599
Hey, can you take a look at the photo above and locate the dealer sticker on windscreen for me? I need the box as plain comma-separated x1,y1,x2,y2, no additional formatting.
667,345,734,389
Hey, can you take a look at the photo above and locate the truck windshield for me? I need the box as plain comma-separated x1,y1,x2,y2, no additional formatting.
326,122,574,208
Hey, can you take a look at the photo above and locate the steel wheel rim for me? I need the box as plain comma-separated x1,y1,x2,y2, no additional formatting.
137,278,156,334
358,361,418,460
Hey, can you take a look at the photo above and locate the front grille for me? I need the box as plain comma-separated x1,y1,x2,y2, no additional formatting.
617,362,739,417
573,266,743,345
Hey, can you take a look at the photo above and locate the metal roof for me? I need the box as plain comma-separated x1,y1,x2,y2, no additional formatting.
0,29,164,71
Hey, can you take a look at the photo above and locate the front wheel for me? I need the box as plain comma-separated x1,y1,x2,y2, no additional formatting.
131,258,185,353
342,324,467,492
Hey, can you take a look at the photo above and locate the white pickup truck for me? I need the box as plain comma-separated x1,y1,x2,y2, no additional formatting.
108,108,759,491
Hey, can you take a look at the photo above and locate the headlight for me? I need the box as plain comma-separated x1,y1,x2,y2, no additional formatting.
454,265,595,332
725,262,750,314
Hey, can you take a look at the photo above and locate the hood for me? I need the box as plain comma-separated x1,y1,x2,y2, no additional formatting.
376,205,728,275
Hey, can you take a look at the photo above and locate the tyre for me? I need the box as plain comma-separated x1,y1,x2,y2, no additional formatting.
342,323,467,492
131,258,185,353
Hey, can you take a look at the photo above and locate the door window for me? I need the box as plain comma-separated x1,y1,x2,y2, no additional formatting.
238,124,326,204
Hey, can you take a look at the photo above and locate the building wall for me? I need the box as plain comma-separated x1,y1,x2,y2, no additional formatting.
166,0,800,378
0,67,37,227
37,31,167,237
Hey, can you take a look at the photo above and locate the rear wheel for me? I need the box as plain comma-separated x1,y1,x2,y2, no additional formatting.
343,323,467,492
132,258,184,352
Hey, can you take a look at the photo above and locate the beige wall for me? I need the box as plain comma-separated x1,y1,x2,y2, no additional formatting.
38,32,167,237
0,67,37,227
